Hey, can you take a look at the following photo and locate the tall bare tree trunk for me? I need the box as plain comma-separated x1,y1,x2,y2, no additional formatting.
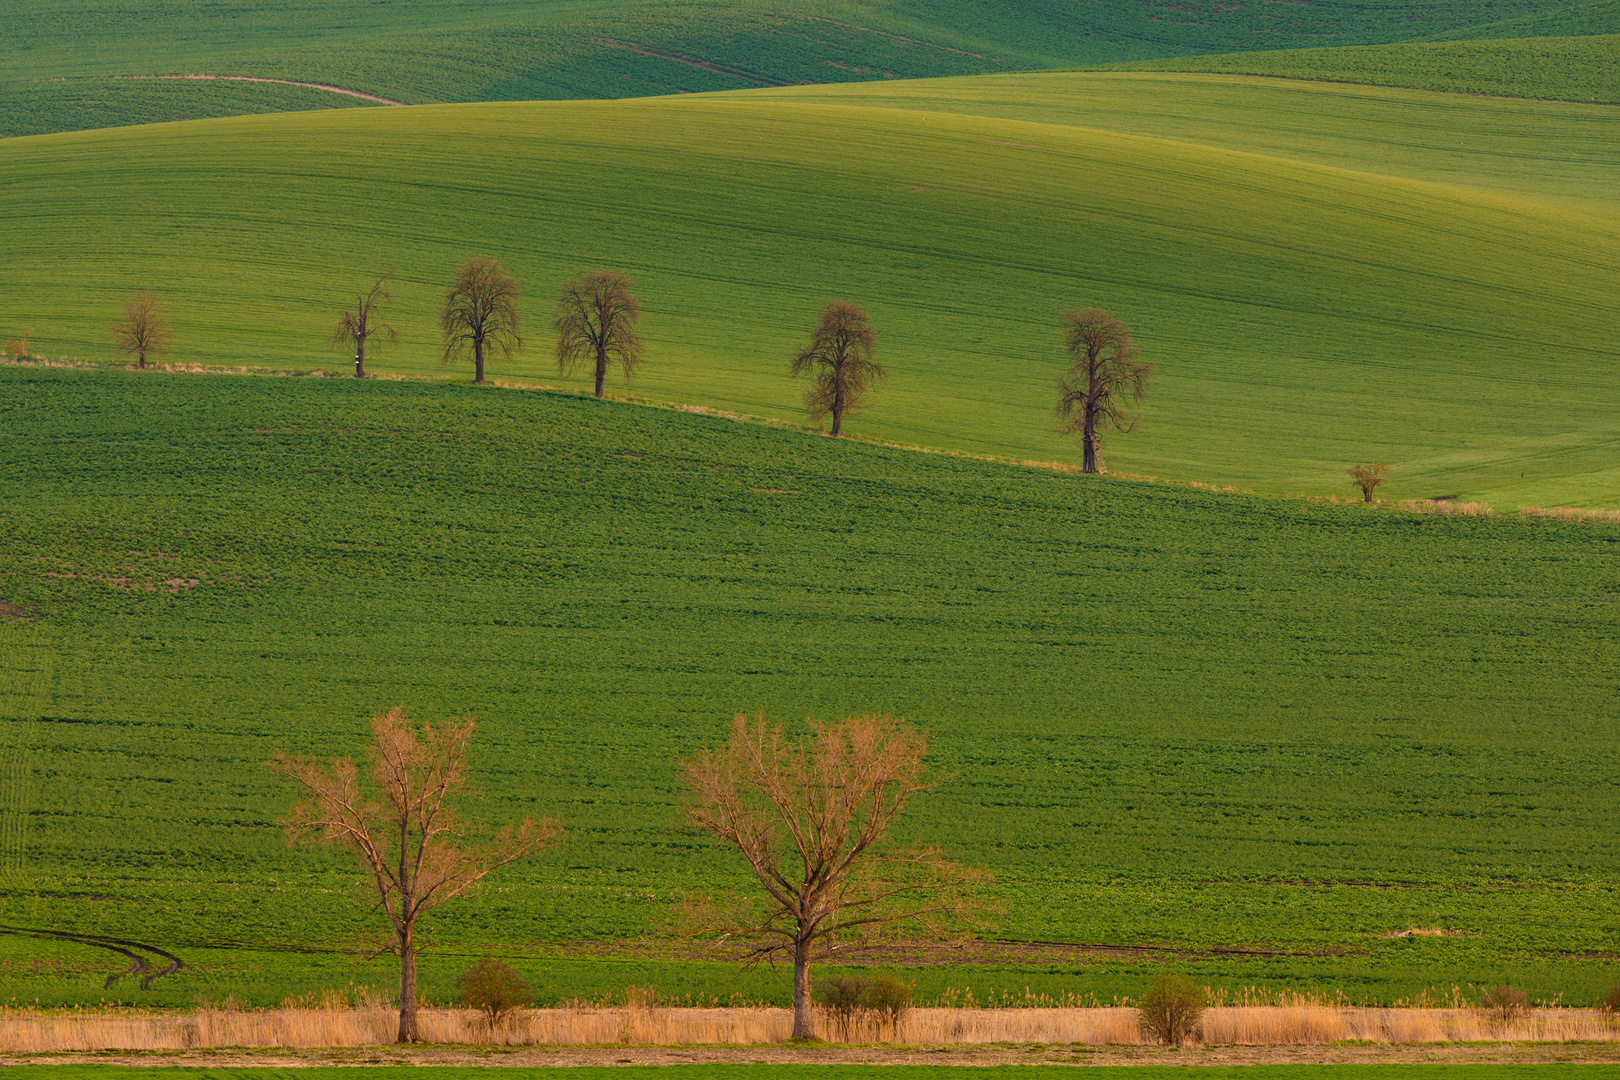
355,338,366,378
594,343,607,398
474,338,485,384
138,350,147,370
1082,412,1098,474
791,937,815,1039
830,378,845,437
397,924,418,1042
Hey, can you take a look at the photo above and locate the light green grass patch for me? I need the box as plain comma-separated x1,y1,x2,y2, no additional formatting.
2,80,1616,506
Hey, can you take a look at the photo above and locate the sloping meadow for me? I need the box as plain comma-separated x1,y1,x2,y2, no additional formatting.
1,84,1616,508
0,368,1616,1005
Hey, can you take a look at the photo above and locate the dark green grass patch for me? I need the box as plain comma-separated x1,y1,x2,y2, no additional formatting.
1110,34,1620,103
0,368,1618,1006
0,79,380,139
0,0,1598,135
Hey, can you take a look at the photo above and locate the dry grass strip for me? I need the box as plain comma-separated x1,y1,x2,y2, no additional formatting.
0,1005,1615,1052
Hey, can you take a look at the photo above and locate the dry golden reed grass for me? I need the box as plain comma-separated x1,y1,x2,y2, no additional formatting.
0,1004,1614,1051
1518,505,1620,524
1394,499,1496,518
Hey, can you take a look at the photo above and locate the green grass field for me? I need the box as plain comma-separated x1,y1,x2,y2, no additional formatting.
0,366,1617,1008
0,79,381,139
1110,33,1620,103
1,0,1605,136
2,74,1616,508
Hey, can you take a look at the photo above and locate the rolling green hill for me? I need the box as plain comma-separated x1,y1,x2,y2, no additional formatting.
1432,0,1620,38
1,0,1606,135
2,75,1616,509
1109,33,1620,103
1,366,1618,1007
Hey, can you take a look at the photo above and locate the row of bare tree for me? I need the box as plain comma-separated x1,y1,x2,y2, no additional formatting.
334,259,642,392
273,708,978,1043
96,268,1156,473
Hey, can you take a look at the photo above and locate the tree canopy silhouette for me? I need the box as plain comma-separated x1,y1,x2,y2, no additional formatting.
273,706,562,1043
1055,308,1154,474
790,301,885,437
440,256,522,384
554,269,644,398
680,712,983,1039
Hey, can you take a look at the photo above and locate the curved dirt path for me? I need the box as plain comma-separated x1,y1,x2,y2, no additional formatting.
106,74,404,106
0,924,183,989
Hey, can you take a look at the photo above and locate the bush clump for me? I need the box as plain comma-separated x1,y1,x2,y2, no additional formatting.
1598,984,1620,1017
1137,974,1207,1047
1480,985,1529,1023
456,958,533,1023
816,973,913,1042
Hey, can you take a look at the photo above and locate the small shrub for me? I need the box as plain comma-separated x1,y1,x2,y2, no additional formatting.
1137,974,1206,1047
1598,984,1620,1017
815,974,912,1042
817,975,870,1042
1480,985,1529,1023
867,973,913,1026
455,958,532,1023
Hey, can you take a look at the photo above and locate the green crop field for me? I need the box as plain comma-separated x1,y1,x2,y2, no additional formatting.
2,75,1616,509
0,366,1617,1008
1110,33,1620,104
1,0,1605,136
0,79,382,140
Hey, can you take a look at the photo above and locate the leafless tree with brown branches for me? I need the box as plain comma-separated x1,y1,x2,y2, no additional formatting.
1055,308,1154,474
111,292,176,369
271,705,563,1043
331,273,400,378
679,712,985,1039
790,301,885,437
441,256,523,384
1348,461,1389,503
554,269,645,398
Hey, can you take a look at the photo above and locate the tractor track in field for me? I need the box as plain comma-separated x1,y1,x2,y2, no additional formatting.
591,38,798,86
0,925,183,989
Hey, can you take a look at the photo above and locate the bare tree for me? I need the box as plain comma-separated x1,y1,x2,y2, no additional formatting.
440,256,522,384
272,705,563,1043
680,712,983,1039
1348,461,1389,503
4,332,31,360
111,292,176,369
790,302,885,437
553,269,645,398
1055,308,1154,474
331,273,399,378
